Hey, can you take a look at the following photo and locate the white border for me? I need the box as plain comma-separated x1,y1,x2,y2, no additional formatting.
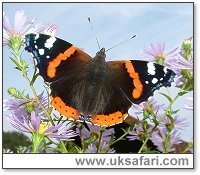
3,153,193,169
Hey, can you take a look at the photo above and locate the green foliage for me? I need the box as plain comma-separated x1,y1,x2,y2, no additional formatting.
3,131,32,153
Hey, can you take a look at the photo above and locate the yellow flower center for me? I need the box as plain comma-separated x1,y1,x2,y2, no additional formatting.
38,123,49,134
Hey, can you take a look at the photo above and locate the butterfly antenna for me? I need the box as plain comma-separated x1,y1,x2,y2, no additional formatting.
88,17,101,50
105,35,137,52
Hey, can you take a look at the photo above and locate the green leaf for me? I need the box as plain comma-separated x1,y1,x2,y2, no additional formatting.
159,92,172,102
178,91,188,96
30,73,39,86
9,57,22,71
167,109,180,115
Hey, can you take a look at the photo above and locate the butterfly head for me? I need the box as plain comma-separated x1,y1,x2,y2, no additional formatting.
95,48,106,60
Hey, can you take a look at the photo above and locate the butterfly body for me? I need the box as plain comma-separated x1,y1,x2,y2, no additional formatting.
25,33,175,126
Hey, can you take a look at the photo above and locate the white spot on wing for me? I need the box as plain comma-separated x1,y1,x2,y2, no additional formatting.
145,81,149,84
46,55,50,59
160,78,163,81
35,45,38,49
34,58,38,65
39,49,44,55
35,33,39,40
152,78,158,84
147,62,155,75
164,67,168,74
45,37,57,49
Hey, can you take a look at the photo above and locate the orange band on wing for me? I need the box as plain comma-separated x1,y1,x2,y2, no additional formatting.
50,96,79,120
91,112,128,127
47,46,76,78
125,61,143,99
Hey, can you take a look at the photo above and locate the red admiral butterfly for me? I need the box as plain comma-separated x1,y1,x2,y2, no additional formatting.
25,33,175,127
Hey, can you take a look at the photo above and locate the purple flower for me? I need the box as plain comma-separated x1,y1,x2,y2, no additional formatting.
167,54,193,73
174,54,193,87
7,111,77,141
127,124,153,141
151,128,181,152
3,10,45,47
140,42,193,74
3,10,57,49
131,98,165,115
183,96,193,111
85,142,116,153
160,115,189,130
77,123,115,142
4,91,48,121
141,42,179,65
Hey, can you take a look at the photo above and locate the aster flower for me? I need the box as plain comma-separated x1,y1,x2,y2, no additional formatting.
183,96,193,111
141,42,179,65
77,123,115,142
174,54,193,88
167,54,193,72
141,42,193,73
131,98,165,116
85,142,116,153
7,111,77,141
160,115,189,130
127,124,154,141
3,10,45,50
3,10,57,51
4,91,48,121
151,128,181,152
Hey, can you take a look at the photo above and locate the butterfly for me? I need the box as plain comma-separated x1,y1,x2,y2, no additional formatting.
25,33,175,127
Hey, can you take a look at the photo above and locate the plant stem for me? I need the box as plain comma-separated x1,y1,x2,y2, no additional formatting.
78,123,85,149
96,130,103,153
138,93,180,153
109,129,130,147
14,53,54,125
60,141,68,153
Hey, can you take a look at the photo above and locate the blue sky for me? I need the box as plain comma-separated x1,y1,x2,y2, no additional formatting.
3,2,193,141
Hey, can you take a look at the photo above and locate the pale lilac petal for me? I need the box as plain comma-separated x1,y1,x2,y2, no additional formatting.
30,111,41,131
7,115,30,133
183,104,193,110
20,18,36,34
160,43,165,54
143,47,156,57
166,47,179,57
27,22,46,33
15,10,27,34
44,123,63,134
79,123,114,142
150,43,160,55
44,24,58,36
176,54,193,68
3,15,12,32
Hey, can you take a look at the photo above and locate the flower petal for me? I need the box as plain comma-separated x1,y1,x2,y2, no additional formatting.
30,111,41,131
15,10,27,34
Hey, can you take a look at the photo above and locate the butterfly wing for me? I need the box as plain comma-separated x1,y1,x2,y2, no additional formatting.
25,33,93,120
25,34,92,82
107,60,176,104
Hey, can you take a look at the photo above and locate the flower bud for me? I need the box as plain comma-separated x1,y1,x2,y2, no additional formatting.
7,87,17,97
8,35,23,54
